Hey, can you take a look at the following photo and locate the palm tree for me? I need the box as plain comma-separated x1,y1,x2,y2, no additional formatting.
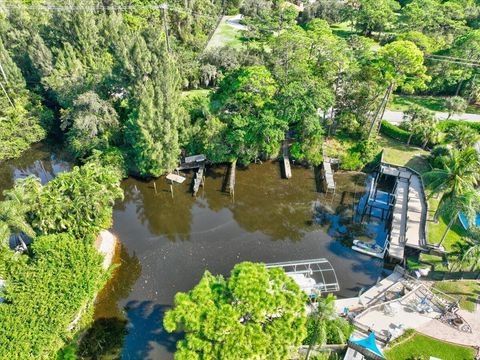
455,226,480,273
446,125,480,150
0,176,40,251
461,240,480,272
423,148,480,222
435,190,480,248
305,293,336,360
417,117,440,149
402,105,435,146
0,200,35,251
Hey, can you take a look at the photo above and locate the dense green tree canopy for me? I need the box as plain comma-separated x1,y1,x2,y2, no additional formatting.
61,91,119,158
351,0,400,36
164,262,307,360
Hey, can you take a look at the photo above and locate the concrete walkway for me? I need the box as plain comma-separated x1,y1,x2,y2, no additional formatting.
417,301,480,347
383,109,480,124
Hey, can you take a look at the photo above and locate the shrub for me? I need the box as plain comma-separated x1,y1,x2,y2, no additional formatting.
437,120,480,134
0,233,107,359
341,151,363,170
381,120,411,142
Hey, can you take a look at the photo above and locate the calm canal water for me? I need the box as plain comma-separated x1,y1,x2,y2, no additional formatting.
0,144,389,359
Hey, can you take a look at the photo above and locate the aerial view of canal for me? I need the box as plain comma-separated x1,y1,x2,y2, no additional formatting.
0,144,390,359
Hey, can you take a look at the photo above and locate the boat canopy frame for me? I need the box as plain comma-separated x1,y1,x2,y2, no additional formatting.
265,258,340,293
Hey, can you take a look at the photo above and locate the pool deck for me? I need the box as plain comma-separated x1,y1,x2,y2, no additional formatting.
417,304,480,347
335,272,404,314
354,286,442,340
336,269,479,351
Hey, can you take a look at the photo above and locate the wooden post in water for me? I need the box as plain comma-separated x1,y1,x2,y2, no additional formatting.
153,181,157,195
170,182,174,198
229,159,236,197
282,139,292,179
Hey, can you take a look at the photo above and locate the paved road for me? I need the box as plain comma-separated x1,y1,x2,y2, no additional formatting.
383,109,480,124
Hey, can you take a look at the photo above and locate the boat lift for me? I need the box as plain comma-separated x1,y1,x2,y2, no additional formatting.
265,258,340,294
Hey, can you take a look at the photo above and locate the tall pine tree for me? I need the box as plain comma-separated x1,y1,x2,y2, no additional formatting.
124,31,184,177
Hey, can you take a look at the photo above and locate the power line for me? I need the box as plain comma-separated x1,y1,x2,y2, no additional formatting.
0,1,213,19
425,55,480,68
0,60,14,107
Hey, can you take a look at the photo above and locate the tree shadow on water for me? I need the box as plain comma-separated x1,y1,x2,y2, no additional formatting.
78,317,129,360
121,301,182,360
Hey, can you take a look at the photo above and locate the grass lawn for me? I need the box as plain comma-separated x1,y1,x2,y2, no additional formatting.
433,280,480,312
389,94,480,115
385,331,476,360
331,22,356,39
181,89,211,98
206,15,243,50
420,253,449,271
377,136,430,174
427,212,468,251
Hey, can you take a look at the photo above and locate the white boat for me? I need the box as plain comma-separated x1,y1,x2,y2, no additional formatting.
352,239,387,259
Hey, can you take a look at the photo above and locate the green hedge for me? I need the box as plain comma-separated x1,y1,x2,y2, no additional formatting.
380,120,422,146
437,120,480,133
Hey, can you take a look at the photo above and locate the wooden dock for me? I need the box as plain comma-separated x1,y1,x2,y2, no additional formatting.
379,163,428,261
176,154,206,171
282,140,292,179
321,145,336,194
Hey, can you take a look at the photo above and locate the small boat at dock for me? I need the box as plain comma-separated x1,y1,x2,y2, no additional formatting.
352,239,387,259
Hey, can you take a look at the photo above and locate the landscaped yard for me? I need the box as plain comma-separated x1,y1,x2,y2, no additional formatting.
389,94,480,115
385,331,476,360
378,136,430,174
331,22,356,39
433,280,480,312
427,212,468,251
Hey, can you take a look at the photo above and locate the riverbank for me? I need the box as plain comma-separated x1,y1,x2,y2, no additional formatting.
0,145,390,359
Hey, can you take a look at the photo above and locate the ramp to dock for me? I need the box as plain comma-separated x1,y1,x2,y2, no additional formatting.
389,179,408,260
405,175,426,249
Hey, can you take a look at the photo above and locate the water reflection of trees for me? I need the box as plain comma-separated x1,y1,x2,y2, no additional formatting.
94,243,142,319
0,143,71,198
227,163,319,241
78,318,129,360
122,301,182,359
80,244,142,360
120,177,195,241
228,164,369,241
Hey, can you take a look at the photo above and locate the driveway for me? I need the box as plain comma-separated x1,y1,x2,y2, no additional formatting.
383,110,480,125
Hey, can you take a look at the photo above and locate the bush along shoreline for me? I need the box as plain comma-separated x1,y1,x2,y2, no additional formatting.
0,157,124,359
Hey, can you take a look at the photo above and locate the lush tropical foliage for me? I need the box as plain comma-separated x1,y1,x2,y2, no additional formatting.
0,157,123,358
164,262,308,360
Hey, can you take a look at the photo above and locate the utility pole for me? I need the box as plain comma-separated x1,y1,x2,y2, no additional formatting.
0,60,14,108
160,3,170,53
